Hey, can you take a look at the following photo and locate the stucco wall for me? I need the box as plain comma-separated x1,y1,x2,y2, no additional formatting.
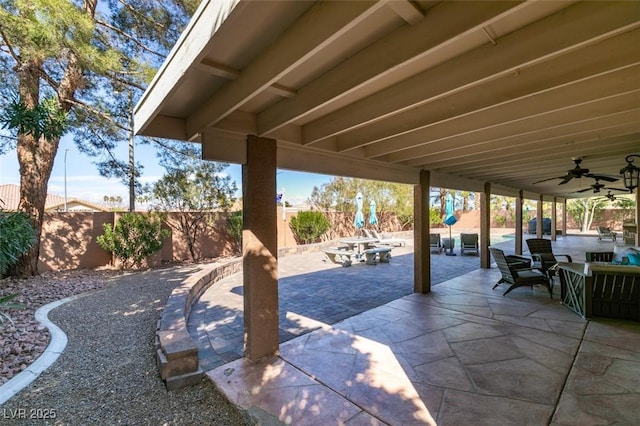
37,210,297,271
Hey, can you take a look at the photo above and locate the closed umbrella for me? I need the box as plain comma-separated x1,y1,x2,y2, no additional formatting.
369,200,378,227
444,192,457,256
354,192,365,232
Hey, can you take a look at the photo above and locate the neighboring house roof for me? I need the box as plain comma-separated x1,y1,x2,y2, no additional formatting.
0,184,108,212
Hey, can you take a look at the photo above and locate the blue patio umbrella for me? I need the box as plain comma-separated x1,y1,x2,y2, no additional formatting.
369,200,378,227
354,192,365,230
444,192,457,255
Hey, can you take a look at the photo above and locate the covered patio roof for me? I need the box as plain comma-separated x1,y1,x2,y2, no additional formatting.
134,0,640,200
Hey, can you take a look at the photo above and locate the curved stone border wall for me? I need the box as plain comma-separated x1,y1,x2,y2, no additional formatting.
155,232,411,389
155,259,242,389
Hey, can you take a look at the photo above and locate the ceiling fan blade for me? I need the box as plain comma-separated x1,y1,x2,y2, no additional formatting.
559,175,574,185
587,174,619,182
576,187,592,193
532,176,566,184
604,187,629,192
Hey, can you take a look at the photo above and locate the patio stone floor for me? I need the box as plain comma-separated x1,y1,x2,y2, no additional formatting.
191,235,640,425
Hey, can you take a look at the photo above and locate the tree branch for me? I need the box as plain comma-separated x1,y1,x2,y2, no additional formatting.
67,97,130,132
117,0,169,32
0,27,22,66
95,19,164,59
102,71,146,91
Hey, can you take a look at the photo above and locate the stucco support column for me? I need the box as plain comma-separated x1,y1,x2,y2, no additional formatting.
414,170,431,293
480,182,491,268
515,190,523,255
563,200,568,237
242,135,279,361
551,197,558,241
635,190,640,246
537,195,544,238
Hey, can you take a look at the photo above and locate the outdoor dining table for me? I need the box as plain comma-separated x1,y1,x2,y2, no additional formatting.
338,237,379,259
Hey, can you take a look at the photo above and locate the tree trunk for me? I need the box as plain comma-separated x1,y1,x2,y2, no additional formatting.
13,61,58,276
13,50,82,276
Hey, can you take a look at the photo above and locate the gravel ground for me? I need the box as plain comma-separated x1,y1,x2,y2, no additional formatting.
0,266,253,425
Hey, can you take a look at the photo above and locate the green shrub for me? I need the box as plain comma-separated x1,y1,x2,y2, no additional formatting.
429,207,441,226
0,211,37,277
226,211,243,253
289,211,330,244
494,215,507,228
97,213,169,269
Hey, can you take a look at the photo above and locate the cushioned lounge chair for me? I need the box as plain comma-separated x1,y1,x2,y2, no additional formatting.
460,233,479,256
596,226,617,242
430,233,443,254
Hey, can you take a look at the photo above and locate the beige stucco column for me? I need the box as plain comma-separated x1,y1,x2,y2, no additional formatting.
242,135,279,361
480,182,491,268
634,190,640,246
536,195,544,239
551,197,558,241
414,170,431,293
562,200,567,237
515,190,524,255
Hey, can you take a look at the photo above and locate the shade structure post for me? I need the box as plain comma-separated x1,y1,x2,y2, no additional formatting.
242,135,279,361
414,170,431,293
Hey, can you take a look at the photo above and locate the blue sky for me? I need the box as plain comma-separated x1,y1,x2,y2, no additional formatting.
0,134,334,207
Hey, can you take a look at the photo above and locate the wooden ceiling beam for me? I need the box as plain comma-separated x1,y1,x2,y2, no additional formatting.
340,36,640,155
302,1,640,145
185,0,385,137
257,1,521,136
400,106,640,166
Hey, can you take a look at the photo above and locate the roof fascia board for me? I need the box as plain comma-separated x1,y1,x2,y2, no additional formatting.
134,0,241,135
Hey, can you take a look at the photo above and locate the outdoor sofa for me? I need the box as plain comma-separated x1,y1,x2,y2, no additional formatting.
554,243,640,321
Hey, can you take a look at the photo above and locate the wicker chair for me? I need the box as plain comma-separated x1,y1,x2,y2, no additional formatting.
489,247,553,298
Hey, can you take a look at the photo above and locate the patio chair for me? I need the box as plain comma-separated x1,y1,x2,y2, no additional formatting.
525,238,572,280
596,226,617,242
460,233,479,256
489,247,553,298
430,233,443,254
585,251,614,262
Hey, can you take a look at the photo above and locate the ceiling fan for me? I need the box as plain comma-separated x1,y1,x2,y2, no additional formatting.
533,157,619,185
575,177,628,194
600,191,618,201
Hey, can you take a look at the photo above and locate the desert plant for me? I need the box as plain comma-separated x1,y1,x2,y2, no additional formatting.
226,211,243,254
0,210,37,277
289,211,330,244
494,215,507,228
97,213,169,269
0,294,25,328
429,207,441,227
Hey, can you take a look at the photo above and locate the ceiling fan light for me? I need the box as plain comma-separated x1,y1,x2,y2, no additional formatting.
620,154,640,193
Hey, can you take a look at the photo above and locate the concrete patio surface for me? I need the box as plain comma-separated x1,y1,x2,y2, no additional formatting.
191,235,639,425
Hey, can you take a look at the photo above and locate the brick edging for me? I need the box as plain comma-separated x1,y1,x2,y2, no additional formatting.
155,258,243,390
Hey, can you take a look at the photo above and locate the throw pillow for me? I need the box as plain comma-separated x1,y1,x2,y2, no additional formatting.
628,252,640,266
613,244,640,264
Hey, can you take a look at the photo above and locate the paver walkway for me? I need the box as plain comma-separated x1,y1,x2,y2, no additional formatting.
188,240,488,370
